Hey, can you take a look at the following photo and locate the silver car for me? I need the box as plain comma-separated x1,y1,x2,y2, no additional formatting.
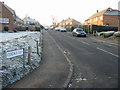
72,28,86,37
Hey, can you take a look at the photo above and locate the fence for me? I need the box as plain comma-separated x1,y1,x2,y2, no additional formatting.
0,31,42,88
82,25,118,34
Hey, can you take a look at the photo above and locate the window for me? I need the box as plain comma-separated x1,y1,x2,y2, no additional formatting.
90,20,92,23
100,16,103,20
66,22,68,25
0,18,9,24
94,17,98,22
94,18,96,22
88,20,90,23
96,17,98,21
77,29,83,31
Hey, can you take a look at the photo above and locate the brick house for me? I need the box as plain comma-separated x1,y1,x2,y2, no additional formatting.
0,2,16,32
84,8,120,27
15,16,24,27
57,18,82,27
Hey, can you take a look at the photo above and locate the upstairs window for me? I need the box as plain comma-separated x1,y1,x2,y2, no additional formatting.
96,17,98,21
100,16,103,20
90,20,92,23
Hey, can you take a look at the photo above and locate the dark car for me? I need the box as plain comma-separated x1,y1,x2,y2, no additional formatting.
72,28,86,37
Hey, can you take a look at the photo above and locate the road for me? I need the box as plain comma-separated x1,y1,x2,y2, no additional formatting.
47,30,118,88
7,30,118,88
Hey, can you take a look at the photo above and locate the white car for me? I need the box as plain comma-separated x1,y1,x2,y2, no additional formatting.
59,27,66,32
55,27,60,31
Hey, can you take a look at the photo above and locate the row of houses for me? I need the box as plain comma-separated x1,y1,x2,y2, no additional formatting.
56,8,120,29
0,2,41,32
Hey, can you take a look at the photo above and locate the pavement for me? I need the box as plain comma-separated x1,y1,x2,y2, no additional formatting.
6,30,70,88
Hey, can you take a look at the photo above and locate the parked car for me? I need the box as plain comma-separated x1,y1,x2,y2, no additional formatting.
55,27,60,31
44,26,49,30
72,28,86,37
59,27,66,32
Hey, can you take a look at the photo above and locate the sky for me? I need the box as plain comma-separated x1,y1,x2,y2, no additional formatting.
2,0,120,26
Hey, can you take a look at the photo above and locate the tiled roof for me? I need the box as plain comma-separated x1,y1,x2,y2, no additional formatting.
71,19,82,25
104,9,120,15
60,18,82,25
88,8,109,19
23,17,37,23
0,2,16,18
88,8,120,20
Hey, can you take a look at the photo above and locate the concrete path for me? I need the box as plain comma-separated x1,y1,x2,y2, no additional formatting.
6,30,70,88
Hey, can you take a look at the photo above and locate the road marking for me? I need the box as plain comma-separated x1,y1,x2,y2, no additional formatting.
62,34,90,46
79,41,90,45
97,47,119,58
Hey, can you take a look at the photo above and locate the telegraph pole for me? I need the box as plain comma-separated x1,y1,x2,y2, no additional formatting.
118,1,120,31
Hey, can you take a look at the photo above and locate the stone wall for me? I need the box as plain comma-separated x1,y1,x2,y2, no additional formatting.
0,31,42,88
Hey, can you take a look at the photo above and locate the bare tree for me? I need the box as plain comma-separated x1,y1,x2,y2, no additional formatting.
51,15,57,27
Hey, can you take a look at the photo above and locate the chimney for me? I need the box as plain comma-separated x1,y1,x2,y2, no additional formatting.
110,8,112,11
97,10,99,13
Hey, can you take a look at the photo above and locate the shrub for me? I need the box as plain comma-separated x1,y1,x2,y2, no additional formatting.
66,27,71,31
4,26,9,31
113,31,120,37
35,27,41,31
103,31,115,38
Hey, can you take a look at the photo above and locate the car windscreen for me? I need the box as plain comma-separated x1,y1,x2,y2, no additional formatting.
76,29,83,32
60,27,65,29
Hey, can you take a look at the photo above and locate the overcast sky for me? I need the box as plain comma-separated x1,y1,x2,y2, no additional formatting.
2,0,120,26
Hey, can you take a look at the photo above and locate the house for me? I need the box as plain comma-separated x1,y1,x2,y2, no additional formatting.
84,8,120,27
57,18,82,27
15,16,24,27
23,16,41,30
0,2,16,32
23,16,37,25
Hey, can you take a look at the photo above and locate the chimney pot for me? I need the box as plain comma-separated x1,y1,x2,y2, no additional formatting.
97,10,99,13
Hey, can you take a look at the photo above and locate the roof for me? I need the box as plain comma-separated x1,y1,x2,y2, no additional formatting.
0,2,16,18
71,19,82,25
23,17,37,23
104,9,120,15
88,8,120,20
60,18,82,25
